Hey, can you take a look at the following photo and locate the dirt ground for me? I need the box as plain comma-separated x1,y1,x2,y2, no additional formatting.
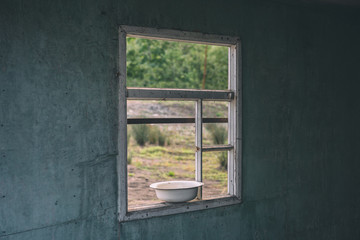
127,157,228,209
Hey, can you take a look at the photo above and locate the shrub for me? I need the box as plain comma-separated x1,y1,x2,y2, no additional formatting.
206,124,227,145
158,130,166,146
127,151,133,164
206,124,228,169
149,126,159,145
148,126,167,146
167,171,175,177
132,124,149,146
127,129,131,143
218,151,227,170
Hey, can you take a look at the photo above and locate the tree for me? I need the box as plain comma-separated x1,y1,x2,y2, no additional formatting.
126,37,228,90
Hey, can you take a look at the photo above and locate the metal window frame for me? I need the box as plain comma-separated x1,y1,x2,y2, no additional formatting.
118,25,242,222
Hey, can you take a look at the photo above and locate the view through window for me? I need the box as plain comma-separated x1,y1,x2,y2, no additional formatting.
126,37,230,210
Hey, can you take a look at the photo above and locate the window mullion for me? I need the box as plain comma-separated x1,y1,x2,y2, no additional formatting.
118,29,127,222
228,46,236,196
195,99,203,200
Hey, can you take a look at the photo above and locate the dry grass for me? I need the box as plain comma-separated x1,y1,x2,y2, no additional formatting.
127,101,228,209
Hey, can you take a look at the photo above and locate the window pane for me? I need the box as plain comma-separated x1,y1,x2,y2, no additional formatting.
127,124,195,210
203,101,228,146
202,151,228,199
126,37,228,90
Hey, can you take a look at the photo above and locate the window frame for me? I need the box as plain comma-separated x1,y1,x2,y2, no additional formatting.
117,25,242,222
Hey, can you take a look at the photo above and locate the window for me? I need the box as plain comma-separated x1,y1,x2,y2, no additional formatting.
118,25,241,221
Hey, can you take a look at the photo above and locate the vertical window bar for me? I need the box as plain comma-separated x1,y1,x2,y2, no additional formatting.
118,28,128,221
195,99,203,200
228,45,236,196
234,41,242,198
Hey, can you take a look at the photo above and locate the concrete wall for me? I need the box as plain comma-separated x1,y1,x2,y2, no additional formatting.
1,0,359,239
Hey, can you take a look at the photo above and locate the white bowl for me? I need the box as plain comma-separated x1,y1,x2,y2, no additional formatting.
150,181,204,203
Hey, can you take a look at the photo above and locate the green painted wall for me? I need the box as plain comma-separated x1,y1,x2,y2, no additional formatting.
1,0,359,239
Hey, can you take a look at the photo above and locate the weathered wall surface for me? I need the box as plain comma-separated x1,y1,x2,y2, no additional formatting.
0,0,119,239
1,0,360,239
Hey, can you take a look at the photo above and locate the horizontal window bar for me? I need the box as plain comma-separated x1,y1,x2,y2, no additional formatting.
127,118,228,124
127,88,234,101
201,145,234,152
121,25,239,46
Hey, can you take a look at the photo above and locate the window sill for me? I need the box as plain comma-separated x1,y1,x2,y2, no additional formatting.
120,196,241,222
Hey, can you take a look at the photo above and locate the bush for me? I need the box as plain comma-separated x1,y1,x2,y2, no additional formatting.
206,124,227,145
132,124,149,146
148,126,167,146
206,124,228,169
218,151,227,170
158,130,166,146
149,126,159,144
127,129,131,143
127,151,133,164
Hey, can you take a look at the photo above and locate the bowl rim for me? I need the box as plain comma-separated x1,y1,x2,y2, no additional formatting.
150,180,204,190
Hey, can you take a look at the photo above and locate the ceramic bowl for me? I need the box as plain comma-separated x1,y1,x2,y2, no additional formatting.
150,181,204,203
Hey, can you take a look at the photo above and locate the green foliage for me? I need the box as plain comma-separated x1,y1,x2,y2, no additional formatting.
205,124,228,170
126,38,228,90
127,129,131,143
132,124,149,146
167,171,175,177
148,126,159,145
127,151,133,164
218,152,227,170
206,124,227,145
158,130,166,146
148,126,167,146
139,146,168,158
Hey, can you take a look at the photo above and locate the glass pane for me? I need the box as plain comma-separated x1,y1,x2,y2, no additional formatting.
202,151,228,199
126,37,228,90
203,101,228,146
127,123,195,210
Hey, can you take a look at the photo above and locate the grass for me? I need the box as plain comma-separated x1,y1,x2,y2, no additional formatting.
139,146,168,158
218,151,227,170
132,124,149,146
127,101,228,203
205,123,228,170
205,123,227,145
148,126,158,144
158,131,166,146
127,151,133,164
129,130,227,190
